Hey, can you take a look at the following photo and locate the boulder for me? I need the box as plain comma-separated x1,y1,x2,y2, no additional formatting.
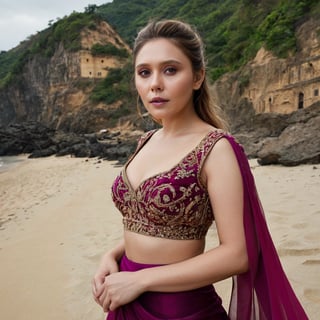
257,114,320,166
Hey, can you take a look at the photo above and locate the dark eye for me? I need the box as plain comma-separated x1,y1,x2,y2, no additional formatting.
164,67,177,75
137,69,150,77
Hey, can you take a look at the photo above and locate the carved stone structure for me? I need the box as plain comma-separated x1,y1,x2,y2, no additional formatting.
79,21,130,79
79,51,121,78
244,48,320,114
242,19,320,114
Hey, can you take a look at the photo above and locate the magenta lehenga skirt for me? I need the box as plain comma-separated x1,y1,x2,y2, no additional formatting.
106,254,229,320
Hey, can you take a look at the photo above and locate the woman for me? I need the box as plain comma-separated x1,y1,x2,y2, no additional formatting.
92,20,308,319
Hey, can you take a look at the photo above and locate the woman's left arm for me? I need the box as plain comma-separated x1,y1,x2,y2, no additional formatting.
139,137,248,290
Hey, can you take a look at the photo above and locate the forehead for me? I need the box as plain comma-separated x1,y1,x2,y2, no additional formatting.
135,38,189,66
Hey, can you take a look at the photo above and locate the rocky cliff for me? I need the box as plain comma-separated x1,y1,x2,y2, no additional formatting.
212,18,320,165
0,16,319,166
0,20,130,133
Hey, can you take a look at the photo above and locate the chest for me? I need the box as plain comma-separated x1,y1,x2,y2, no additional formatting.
126,139,201,191
111,157,214,239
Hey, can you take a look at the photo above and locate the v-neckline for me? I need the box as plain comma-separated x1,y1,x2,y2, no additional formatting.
122,130,218,193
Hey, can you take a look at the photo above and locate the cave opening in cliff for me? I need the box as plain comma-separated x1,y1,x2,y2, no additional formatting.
298,92,304,109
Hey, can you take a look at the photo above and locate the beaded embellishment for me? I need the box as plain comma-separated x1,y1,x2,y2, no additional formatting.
111,130,225,240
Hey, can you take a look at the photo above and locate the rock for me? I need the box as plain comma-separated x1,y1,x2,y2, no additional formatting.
257,112,320,165
227,100,320,166
0,103,318,166
0,122,55,156
29,146,58,158
0,121,139,164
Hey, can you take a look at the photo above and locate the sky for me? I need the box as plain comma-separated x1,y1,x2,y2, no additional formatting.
0,0,111,51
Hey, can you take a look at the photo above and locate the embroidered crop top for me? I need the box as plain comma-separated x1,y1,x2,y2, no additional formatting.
111,130,226,240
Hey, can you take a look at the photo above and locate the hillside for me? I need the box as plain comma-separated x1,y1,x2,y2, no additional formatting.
0,11,132,132
97,0,320,80
1,0,319,87
0,0,319,165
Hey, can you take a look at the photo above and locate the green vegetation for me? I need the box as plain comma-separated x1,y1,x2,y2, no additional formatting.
255,1,316,57
98,0,320,80
91,43,129,58
91,61,133,105
1,0,319,98
87,0,320,106
90,61,135,126
46,13,97,53
0,45,32,88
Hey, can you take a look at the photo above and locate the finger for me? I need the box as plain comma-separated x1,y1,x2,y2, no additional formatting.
92,280,107,307
103,298,111,313
92,278,105,299
92,279,97,295
95,283,105,299
92,279,102,299
98,287,107,307
92,284,102,306
109,301,116,312
93,295,101,306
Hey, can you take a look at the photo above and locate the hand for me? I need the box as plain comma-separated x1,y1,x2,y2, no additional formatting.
92,253,119,306
98,271,145,312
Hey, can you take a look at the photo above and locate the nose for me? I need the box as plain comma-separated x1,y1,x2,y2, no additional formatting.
150,72,163,92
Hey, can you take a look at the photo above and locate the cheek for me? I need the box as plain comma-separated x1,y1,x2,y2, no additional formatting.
135,78,146,96
134,77,139,91
172,75,195,94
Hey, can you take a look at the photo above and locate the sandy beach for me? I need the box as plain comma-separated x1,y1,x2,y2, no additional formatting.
0,155,319,319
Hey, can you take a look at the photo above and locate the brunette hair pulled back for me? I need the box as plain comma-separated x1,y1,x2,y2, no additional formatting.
133,19,227,130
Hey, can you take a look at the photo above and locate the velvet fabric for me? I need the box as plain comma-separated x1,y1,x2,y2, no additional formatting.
111,130,225,240
107,131,308,319
106,254,229,320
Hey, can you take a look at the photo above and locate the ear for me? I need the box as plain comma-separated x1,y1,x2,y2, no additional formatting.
193,68,205,90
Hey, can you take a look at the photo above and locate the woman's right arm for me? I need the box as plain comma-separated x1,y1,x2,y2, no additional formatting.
92,240,125,304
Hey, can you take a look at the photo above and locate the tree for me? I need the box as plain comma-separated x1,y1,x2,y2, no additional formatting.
85,4,98,14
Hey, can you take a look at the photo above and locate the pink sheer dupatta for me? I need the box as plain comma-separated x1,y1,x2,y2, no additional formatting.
225,135,308,320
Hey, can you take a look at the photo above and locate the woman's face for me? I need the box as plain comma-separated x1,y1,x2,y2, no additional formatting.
134,38,203,122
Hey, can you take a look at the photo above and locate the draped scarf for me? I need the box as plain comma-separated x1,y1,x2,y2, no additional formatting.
225,135,308,320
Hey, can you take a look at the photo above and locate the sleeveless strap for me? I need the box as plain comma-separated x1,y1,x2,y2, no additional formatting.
126,130,157,165
197,130,225,174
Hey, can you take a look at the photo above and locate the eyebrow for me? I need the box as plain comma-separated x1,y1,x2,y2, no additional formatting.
135,59,182,69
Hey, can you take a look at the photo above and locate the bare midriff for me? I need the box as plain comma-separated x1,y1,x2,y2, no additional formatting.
124,230,205,264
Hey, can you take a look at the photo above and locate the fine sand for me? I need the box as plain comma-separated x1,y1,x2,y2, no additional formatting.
0,156,319,319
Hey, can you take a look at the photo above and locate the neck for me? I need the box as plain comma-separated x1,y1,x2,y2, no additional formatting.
160,114,207,138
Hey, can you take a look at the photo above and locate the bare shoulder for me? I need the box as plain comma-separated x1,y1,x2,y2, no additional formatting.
210,136,236,161
203,136,240,179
